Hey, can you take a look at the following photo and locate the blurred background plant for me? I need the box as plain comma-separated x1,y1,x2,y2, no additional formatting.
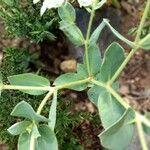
108,0,121,8
129,8,150,40
0,0,59,43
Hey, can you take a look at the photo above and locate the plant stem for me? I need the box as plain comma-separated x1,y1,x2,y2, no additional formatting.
134,0,150,43
56,78,89,90
85,4,95,76
92,79,150,149
106,85,130,109
92,79,129,109
3,78,89,92
3,85,51,91
109,0,150,84
37,78,89,115
108,45,139,84
136,113,148,150
37,90,54,115
138,113,150,128
30,134,35,150
139,33,150,46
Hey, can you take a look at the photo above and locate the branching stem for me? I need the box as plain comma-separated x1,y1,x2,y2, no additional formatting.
3,85,51,91
109,0,150,84
36,90,54,115
91,79,129,109
2,1,150,150
85,3,95,76
36,78,89,115
136,113,148,150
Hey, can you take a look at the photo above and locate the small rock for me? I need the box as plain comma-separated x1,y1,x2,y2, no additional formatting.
60,59,77,72
86,102,95,114
119,85,129,95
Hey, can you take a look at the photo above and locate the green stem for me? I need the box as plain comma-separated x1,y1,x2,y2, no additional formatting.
136,113,148,150
30,134,35,150
56,78,89,90
139,33,150,46
106,85,130,109
37,78,89,115
3,85,51,91
108,45,139,84
108,0,150,84
138,113,150,128
37,90,54,115
92,79,150,149
85,4,95,76
92,79,129,109
134,0,150,43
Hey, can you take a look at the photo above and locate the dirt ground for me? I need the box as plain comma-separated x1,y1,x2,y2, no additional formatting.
0,0,150,149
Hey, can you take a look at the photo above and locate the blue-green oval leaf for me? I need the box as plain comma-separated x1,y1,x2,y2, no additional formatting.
11,101,48,122
58,2,75,22
60,21,85,46
8,73,50,95
100,108,135,150
36,125,58,150
98,42,125,83
8,121,31,136
54,73,88,91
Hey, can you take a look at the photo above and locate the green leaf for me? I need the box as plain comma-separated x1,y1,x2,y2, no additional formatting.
98,42,125,82
8,73,50,95
90,21,106,44
0,73,3,96
88,85,105,106
77,63,88,78
140,34,150,50
98,89,125,128
8,121,31,136
48,91,57,131
95,0,107,10
18,132,31,150
103,19,135,47
18,125,58,150
54,63,88,91
88,82,119,106
143,112,150,134
36,125,58,150
32,124,41,139
59,21,84,46
100,108,135,150
84,44,101,75
2,0,14,6
54,72,88,91
111,0,121,8
58,2,75,23
11,101,48,122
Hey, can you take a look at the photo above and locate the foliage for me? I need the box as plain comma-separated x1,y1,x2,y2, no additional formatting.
141,9,150,38
108,0,120,8
129,6,150,44
0,47,99,149
0,47,38,149
0,0,59,43
0,0,150,150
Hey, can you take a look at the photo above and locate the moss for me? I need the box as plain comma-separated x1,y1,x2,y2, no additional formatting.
0,0,59,43
0,47,43,149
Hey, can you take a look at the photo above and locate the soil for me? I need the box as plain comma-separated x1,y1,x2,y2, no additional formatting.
0,0,150,149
